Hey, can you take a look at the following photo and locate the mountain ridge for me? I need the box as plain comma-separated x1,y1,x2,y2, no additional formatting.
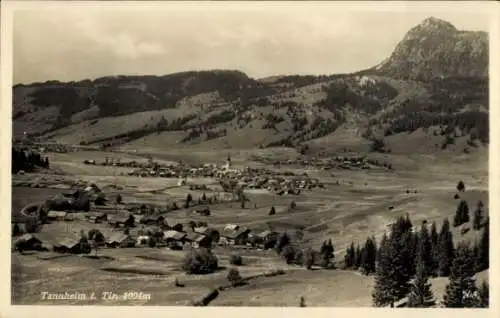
12,17,489,155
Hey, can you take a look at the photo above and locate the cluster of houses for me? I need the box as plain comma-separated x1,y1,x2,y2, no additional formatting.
120,157,325,196
256,155,390,171
13,213,281,254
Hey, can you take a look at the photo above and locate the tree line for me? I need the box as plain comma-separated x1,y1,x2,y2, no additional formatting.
365,213,489,308
12,147,49,173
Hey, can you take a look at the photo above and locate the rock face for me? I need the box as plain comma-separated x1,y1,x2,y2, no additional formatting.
372,17,488,80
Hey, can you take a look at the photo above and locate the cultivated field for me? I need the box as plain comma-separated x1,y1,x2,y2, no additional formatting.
11,146,489,306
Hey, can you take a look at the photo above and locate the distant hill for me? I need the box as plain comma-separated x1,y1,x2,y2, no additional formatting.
12,17,489,155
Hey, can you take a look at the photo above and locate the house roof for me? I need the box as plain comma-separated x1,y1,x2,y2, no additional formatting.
55,237,81,248
87,212,107,218
257,230,274,238
47,210,67,217
108,214,132,223
194,226,209,235
185,232,199,241
14,233,41,244
64,213,87,220
140,215,164,222
224,224,239,231
223,227,250,239
163,230,186,241
106,233,132,243
195,235,209,242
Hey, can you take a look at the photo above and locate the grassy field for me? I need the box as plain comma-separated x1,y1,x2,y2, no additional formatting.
10,146,489,306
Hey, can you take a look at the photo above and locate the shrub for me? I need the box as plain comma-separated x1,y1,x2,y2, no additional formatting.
269,206,276,215
229,253,243,266
281,245,297,264
94,193,107,206
182,248,219,274
226,268,243,286
304,248,315,270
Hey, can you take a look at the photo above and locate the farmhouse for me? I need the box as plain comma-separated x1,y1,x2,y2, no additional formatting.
193,235,212,248
108,214,135,228
46,210,67,221
87,212,108,223
255,230,279,249
221,227,251,245
194,227,220,243
163,230,187,243
53,237,88,254
185,231,199,244
136,235,151,246
105,233,137,248
140,215,165,226
195,206,210,216
14,234,45,251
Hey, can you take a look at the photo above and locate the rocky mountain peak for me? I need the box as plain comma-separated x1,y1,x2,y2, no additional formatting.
370,17,488,81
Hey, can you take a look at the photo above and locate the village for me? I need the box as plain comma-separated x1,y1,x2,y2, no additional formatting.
11,157,299,257
82,154,326,195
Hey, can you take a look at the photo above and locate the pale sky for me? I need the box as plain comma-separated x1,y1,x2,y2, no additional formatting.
12,3,490,84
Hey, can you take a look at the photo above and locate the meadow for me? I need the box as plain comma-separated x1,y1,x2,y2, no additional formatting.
11,145,489,306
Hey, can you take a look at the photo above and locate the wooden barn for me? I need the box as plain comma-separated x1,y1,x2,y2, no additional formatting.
53,237,89,254
255,230,279,249
163,230,187,243
14,234,46,251
108,214,135,228
194,227,220,244
105,233,136,248
221,227,251,246
193,235,212,248
139,215,165,226
195,206,210,216
87,212,108,223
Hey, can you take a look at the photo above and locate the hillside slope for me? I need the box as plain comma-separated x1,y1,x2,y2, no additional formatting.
12,17,489,154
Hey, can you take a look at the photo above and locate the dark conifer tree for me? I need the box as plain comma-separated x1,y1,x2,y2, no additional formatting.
372,216,414,306
443,243,480,308
185,193,193,208
407,255,436,307
429,221,439,276
344,242,356,269
376,233,388,263
472,201,484,231
416,223,434,277
360,236,377,275
438,218,455,277
475,220,489,272
478,281,489,308
454,200,470,227
275,232,290,255
354,244,362,268
321,239,335,268
372,234,394,307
